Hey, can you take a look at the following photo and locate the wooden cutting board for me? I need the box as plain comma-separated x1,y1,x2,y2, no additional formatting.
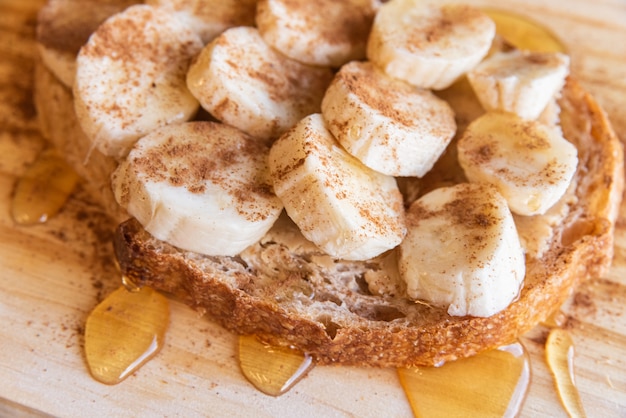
1,0,625,416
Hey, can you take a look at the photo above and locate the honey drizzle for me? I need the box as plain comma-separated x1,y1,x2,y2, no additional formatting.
84,286,169,385
542,309,568,328
121,274,141,292
483,8,567,53
546,328,587,418
238,335,315,396
398,342,530,418
11,148,80,225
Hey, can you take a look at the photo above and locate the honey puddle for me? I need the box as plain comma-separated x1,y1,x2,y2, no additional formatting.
238,335,315,396
398,343,530,418
483,8,567,53
84,286,169,385
546,328,587,418
11,148,80,225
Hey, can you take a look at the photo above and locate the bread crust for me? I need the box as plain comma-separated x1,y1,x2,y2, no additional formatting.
34,61,128,223
112,78,624,367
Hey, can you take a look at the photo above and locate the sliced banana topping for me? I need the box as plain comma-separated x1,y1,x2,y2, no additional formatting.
146,0,257,44
269,114,406,261
36,0,140,87
112,121,283,256
321,61,456,177
187,26,334,142
398,183,525,317
73,4,203,159
468,50,570,120
256,0,380,67
51,0,579,319
367,0,495,90
457,111,578,216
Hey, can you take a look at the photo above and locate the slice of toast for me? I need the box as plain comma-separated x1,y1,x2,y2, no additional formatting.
32,0,623,369
111,78,624,367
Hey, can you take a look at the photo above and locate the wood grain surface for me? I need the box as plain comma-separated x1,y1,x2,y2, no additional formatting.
1,0,625,417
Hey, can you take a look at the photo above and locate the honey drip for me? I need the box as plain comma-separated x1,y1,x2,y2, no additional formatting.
398,343,530,418
546,329,587,418
11,148,80,225
542,309,568,328
121,274,141,292
483,8,567,53
84,286,169,385
238,335,315,396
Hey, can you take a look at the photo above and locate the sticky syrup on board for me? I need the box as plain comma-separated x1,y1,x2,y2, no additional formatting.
84,285,169,385
238,335,314,396
546,328,587,417
11,148,80,225
17,6,584,416
398,343,530,418
483,8,567,53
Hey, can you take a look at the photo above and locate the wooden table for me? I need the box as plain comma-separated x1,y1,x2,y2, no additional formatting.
1,0,625,416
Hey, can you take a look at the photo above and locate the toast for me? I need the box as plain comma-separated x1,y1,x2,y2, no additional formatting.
33,3,624,367
112,77,623,367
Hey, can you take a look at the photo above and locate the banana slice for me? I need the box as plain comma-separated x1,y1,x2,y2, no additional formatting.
457,111,578,216
269,113,406,261
36,0,140,87
187,27,334,142
398,182,525,317
256,0,380,67
467,50,570,120
367,0,495,90
321,61,456,177
112,121,283,256
74,5,203,159
146,0,257,44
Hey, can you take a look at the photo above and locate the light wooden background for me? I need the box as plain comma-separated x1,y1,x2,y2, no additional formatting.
1,0,625,416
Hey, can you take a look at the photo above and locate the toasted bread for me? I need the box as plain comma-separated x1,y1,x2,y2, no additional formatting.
112,78,623,367
33,3,624,367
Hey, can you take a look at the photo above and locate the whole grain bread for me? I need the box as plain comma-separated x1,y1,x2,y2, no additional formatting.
111,78,624,367
33,0,624,369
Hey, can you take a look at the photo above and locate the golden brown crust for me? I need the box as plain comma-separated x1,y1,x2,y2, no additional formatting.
113,78,624,367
